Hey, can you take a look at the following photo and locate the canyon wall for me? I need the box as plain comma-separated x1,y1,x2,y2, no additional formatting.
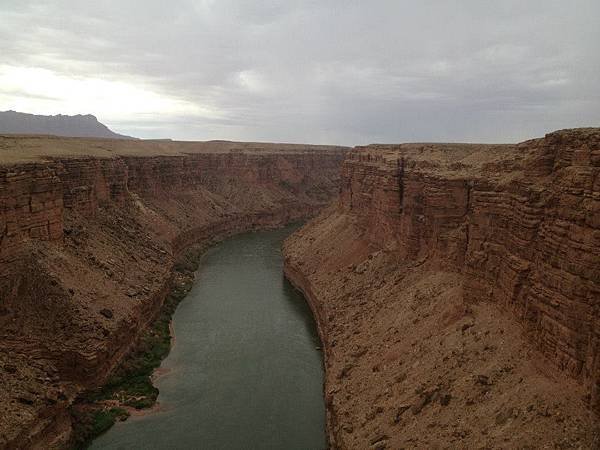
338,131,599,390
284,128,599,449
2,130,597,449
0,136,347,449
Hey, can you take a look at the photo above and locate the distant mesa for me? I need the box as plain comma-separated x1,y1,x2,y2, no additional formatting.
0,110,136,139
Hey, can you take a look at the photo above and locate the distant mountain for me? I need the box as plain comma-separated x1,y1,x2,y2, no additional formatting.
0,110,135,139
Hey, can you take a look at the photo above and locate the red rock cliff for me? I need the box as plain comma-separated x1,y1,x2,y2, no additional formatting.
284,128,599,449
338,130,600,405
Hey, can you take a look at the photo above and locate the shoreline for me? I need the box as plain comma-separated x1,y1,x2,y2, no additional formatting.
283,260,337,449
73,218,318,449
150,322,176,383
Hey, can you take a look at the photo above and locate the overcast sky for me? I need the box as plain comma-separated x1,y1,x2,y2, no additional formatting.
1,0,599,145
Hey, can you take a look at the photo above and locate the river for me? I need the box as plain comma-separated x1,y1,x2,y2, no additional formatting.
90,225,326,450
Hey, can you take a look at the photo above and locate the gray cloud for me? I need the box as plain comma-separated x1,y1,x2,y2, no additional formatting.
1,0,599,144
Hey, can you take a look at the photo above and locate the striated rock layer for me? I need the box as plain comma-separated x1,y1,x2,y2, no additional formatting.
0,136,348,449
284,128,599,449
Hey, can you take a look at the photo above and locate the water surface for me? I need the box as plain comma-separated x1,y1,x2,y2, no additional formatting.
90,226,325,450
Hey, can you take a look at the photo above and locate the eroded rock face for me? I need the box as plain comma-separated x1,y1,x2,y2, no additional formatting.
284,128,599,449
463,131,599,397
0,138,348,449
0,165,63,260
342,130,600,405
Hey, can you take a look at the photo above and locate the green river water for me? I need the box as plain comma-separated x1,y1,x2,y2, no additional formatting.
89,225,326,450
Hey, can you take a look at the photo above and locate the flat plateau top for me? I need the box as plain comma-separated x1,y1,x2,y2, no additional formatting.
0,134,349,164
354,142,521,177
348,127,599,180
1,128,597,166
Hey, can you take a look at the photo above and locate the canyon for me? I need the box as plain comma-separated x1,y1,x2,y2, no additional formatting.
0,128,598,449
0,135,347,449
283,128,599,448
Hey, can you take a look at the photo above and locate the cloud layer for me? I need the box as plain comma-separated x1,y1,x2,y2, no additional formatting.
1,0,599,144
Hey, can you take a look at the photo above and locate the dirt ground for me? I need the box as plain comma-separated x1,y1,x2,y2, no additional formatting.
285,209,599,449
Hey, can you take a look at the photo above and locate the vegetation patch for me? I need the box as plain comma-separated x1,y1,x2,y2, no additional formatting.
70,407,130,450
69,247,205,449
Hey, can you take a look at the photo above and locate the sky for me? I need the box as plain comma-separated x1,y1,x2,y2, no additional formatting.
0,0,599,145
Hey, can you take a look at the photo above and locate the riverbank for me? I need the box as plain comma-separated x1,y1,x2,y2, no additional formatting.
68,242,201,448
69,218,322,448
87,226,325,450
283,252,337,449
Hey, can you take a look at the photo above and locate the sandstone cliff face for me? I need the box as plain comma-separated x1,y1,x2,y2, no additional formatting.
284,129,599,449
463,131,599,402
340,130,600,408
0,164,63,262
0,138,347,449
